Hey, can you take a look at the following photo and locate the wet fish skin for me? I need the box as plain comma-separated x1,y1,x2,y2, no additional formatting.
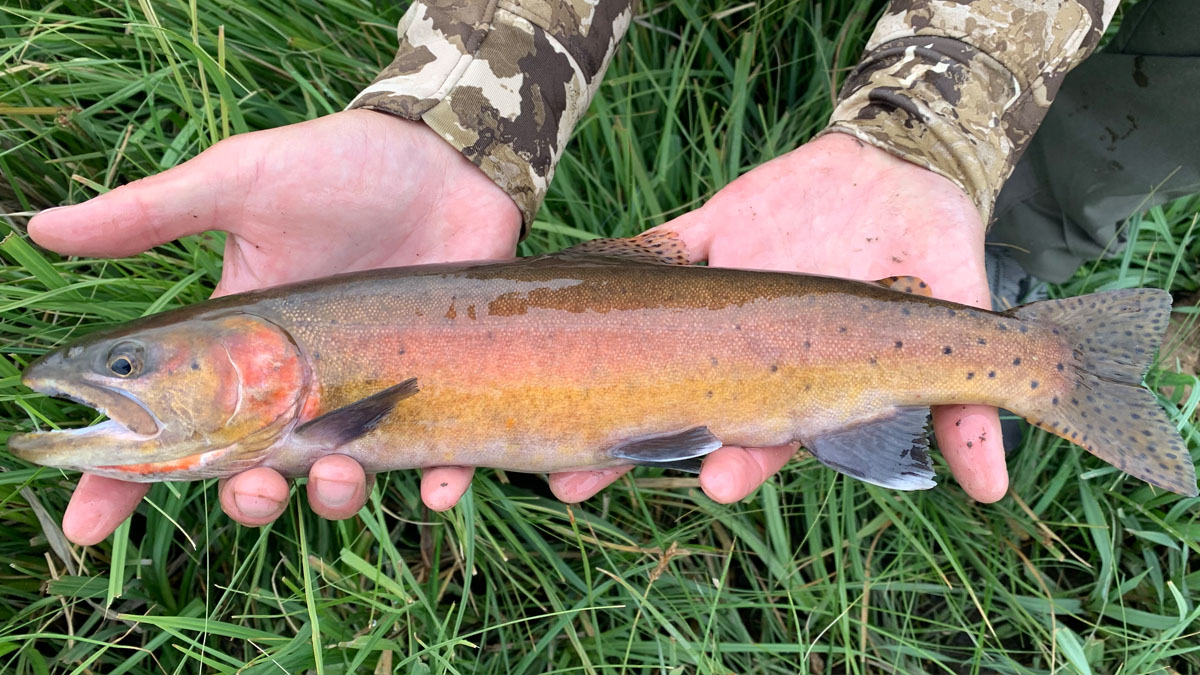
7,252,1196,496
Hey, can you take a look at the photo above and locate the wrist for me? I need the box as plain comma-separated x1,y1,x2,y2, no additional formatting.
340,109,522,246
347,0,636,233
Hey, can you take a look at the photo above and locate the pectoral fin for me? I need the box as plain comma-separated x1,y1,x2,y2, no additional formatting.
609,426,722,469
295,378,419,448
876,276,933,297
561,230,691,266
806,407,935,490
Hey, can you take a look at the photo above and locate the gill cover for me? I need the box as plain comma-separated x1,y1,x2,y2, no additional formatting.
8,312,309,481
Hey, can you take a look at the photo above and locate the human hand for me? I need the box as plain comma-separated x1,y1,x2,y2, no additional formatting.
28,109,521,544
547,132,1007,505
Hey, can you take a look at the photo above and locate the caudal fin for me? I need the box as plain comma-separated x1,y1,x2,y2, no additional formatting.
1008,289,1197,496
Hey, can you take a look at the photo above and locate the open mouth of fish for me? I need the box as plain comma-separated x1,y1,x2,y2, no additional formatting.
7,379,164,467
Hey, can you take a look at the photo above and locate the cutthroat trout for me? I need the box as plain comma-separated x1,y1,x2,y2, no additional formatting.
8,234,1197,496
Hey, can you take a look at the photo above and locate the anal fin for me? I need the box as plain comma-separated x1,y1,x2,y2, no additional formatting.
806,407,935,490
609,426,722,468
295,378,419,449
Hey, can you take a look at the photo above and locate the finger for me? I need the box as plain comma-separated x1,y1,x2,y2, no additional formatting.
27,140,247,257
548,466,632,503
306,455,371,520
700,444,797,503
933,404,1008,502
218,467,290,526
61,474,150,546
420,466,474,511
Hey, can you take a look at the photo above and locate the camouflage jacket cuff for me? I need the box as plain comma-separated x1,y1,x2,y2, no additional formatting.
823,1,1117,225
348,0,634,231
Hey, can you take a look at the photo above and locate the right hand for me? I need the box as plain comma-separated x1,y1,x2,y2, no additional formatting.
28,109,522,545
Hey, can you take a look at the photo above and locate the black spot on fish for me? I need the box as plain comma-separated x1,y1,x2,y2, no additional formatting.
997,323,1008,331
868,357,878,365
895,340,904,349
711,357,719,367
943,346,953,355
191,361,200,370
1030,380,1039,389
1056,363,1064,371
838,326,847,333
1052,397,1059,405
947,309,956,317
706,390,713,399
770,364,779,373
1019,325,1028,333
1012,357,1021,366
977,338,987,345
901,308,911,316
967,372,975,380
804,340,811,349
988,371,996,379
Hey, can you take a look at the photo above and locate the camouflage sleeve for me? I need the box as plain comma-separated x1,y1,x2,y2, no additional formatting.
822,0,1120,225
348,0,634,230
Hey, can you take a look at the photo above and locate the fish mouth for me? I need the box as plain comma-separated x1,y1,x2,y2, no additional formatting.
7,376,164,468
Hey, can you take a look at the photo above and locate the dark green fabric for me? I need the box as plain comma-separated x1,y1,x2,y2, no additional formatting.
989,0,1200,282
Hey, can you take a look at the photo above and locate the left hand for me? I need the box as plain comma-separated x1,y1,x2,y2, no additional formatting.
27,110,522,544
548,132,1009,504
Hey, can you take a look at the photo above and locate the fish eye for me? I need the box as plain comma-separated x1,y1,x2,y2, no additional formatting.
106,343,143,378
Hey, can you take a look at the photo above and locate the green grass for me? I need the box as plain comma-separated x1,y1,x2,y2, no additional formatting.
2,0,1199,673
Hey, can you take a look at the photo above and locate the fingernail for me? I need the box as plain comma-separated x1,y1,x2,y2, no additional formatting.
37,205,70,216
233,492,282,519
315,478,357,507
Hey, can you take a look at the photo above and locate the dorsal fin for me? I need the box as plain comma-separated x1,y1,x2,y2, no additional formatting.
561,230,692,266
877,276,933,297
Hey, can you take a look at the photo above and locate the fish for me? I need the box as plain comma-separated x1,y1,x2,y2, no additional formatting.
7,232,1197,496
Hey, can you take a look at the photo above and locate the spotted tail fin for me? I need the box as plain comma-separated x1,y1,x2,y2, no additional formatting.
1009,289,1196,496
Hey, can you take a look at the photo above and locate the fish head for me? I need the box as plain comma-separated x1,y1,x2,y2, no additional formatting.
8,312,309,481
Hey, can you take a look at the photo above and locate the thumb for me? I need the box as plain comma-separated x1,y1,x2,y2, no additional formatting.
28,139,250,257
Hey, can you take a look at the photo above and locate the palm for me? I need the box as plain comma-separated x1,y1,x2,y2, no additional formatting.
699,134,989,307
32,109,519,288
211,112,519,294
